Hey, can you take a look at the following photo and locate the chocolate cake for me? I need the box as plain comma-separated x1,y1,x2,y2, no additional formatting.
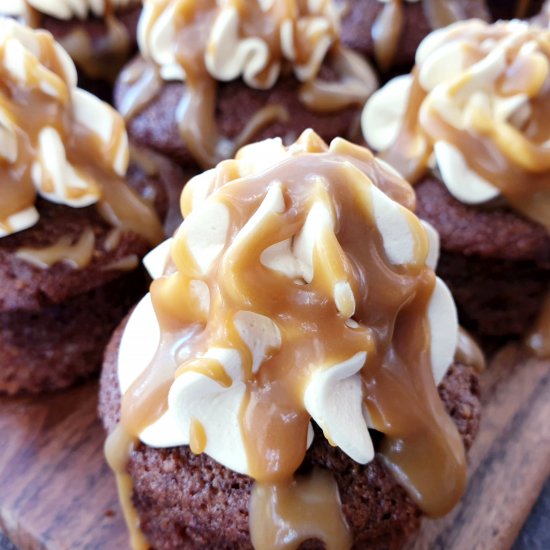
335,0,489,73
362,19,550,342
100,131,484,549
0,20,166,394
1,0,142,99
113,0,379,207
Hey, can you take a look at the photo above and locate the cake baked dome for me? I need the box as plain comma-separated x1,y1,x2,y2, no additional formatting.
0,18,168,394
363,18,550,344
100,130,483,549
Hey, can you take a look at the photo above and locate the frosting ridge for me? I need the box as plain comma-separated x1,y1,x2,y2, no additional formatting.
362,19,550,231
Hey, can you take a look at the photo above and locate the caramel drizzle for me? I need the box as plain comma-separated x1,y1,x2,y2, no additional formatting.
371,0,465,70
16,1,132,81
249,469,352,550
104,425,149,550
119,134,466,523
57,15,131,81
378,25,550,230
130,0,377,168
526,290,550,358
0,26,164,247
15,226,95,269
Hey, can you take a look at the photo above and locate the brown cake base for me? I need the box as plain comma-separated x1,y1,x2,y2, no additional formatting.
115,61,364,170
0,269,146,395
99,322,481,550
415,177,550,340
0,160,168,394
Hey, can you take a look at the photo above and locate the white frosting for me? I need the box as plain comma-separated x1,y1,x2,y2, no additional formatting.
139,0,339,89
118,133,459,474
0,19,130,237
362,19,545,206
4,0,139,20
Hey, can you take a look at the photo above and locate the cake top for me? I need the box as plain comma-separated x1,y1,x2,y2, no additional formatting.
123,0,377,167
117,129,466,519
0,18,161,243
5,0,139,21
363,18,550,232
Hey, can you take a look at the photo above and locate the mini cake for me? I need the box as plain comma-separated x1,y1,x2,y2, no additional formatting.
335,0,489,72
0,19,168,395
114,0,379,178
2,0,142,98
100,131,483,549
362,19,550,343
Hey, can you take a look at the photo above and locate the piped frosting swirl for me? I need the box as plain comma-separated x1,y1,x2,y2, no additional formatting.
362,19,550,231
0,18,162,243
6,0,139,21
117,130,466,519
124,0,377,168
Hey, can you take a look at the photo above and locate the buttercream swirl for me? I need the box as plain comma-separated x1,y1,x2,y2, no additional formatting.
5,0,139,21
117,130,465,520
362,19,550,231
0,19,162,244
126,0,377,168
139,0,340,87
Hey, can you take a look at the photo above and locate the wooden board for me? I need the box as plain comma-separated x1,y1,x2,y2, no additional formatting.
0,343,549,550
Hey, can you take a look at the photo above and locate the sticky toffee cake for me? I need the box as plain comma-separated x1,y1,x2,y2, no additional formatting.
113,0,379,192
100,131,483,549
362,19,550,345
0,20,166,394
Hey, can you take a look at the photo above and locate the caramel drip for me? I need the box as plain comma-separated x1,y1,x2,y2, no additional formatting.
377,25,550,228
15,227,95,269
422,0,464,29
118,58,163,122
104,228,123,252
189,417,207,454
120,136,466,519
454,327,486,373
0,24,163,245
249,469,352,550
104,425,149,550
101,254,140,271
372,0,405,71
132,0,375,168
299,48,378,112
526,290,550,358
370,0,464,71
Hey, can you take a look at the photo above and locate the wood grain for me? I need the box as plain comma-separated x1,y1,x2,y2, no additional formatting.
0,344,549,550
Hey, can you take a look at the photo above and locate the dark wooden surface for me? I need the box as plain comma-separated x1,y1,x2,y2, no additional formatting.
0,343,549,550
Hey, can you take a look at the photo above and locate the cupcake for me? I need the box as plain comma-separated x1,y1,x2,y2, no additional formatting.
1,0,142,99
362,19,550,343
335,0,490,72
100,131,483,549
0,19,168,395
114,0,378,178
